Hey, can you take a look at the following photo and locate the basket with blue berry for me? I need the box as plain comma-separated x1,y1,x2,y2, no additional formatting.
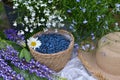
27,29,74,71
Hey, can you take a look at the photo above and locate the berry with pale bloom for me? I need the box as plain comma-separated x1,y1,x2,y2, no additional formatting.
27,37,42,50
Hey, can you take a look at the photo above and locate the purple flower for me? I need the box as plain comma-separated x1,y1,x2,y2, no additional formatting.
4,29,25,45
76,0,80,2
67,9,72,13
0,56,24,80
0,46,55,80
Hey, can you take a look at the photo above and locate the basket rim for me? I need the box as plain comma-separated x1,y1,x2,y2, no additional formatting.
29,29,74,55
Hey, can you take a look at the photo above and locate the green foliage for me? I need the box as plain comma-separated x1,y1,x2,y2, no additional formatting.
12,66,47,80
0,35,32,62
0,38,7,49
52,75,67,80
0,30,32,61
59,0,120,45
6,40,23,52
0,31,6,39
19,48,32,62
0,2,4,24
0,36,47,80
12,0,66,38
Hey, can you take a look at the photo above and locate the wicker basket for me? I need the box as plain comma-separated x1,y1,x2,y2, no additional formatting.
29,29,74,71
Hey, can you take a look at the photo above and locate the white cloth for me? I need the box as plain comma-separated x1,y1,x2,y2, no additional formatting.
57,50,97,80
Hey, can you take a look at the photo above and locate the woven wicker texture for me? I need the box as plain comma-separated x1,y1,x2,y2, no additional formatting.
78,32,120,80
29,30,74,71
96,32,120,75
78,50,107,80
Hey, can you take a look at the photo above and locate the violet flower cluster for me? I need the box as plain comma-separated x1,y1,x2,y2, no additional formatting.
4,29,25,46
4,29,24,41
0,55,24,80
0,46,54,80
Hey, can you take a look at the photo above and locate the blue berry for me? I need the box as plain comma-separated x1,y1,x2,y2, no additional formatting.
36,33,70,54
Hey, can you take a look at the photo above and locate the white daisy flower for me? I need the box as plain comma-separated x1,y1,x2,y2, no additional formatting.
27,37,42,49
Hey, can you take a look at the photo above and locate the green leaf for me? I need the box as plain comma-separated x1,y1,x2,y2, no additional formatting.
19,70,47,80
11,63,47,80
20,70,30,80
19,48,31,62
53,75,67,80
0,38,23,52
12,66,21,73
19,49,24,59
6,40,23,52
0,41,7,49
31,73,47,80
0,39,8,49
58,77,67,80
0,31,6,39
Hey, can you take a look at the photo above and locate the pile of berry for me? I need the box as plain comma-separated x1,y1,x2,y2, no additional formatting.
36,33,70,54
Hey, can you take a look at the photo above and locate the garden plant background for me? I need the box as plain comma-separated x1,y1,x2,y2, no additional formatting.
0,0,120,80
12,0,120,50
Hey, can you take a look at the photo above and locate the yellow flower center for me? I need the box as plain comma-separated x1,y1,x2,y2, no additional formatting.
31,42,37,46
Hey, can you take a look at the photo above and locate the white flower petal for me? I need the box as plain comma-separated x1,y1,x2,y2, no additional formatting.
27,37,42,49
13,21,17,26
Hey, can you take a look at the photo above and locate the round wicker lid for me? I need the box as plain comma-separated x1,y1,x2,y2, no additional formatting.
78,50,120,80
78,32,120,80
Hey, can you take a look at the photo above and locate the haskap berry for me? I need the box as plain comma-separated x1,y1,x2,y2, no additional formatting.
36,33,70,54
